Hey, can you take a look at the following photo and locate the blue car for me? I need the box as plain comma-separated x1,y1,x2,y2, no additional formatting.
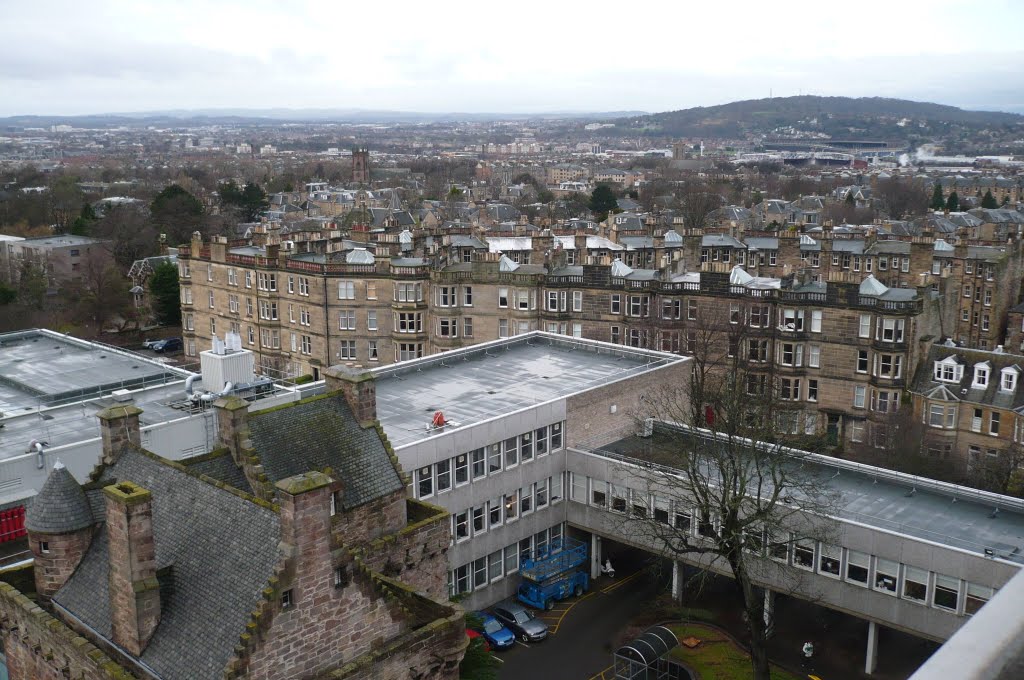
472,612,515,650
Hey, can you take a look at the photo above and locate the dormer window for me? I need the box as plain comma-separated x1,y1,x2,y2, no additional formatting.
933,357,963,383
973,363,990,389
1001,367,1020,393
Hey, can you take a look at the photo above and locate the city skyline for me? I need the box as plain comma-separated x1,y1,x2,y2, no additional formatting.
3,0,1023,117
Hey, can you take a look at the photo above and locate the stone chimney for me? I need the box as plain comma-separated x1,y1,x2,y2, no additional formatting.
574,231,588,263
97,405,143,466
214,396,249,464
104,481,161,656
325,365,376,426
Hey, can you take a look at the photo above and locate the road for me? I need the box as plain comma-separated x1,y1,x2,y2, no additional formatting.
497,560,662,680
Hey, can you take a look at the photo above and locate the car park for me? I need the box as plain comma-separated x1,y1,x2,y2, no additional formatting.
471,612,515,650
491,602,548,643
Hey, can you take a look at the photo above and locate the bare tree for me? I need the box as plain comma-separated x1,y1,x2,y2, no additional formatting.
613,312,839,680
877,177,930,219
677,180,723,230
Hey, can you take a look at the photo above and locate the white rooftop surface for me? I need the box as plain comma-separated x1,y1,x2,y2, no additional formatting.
374,333,685,449
0,330,192,457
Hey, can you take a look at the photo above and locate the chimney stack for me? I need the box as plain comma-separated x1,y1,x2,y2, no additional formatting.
325,365,377,426
97,405,143,466
104,481,161,656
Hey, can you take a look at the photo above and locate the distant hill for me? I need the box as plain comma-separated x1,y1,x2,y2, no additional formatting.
615,96,1024,139
0,108,648,129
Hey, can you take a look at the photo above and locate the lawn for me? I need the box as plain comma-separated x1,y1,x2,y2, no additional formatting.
668,623,804,680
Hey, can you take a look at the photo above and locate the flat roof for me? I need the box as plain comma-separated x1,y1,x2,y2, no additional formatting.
588,425,1024,565
374,333,687,449
0,329,187,410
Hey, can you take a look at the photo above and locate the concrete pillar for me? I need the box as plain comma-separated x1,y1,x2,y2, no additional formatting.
865,620,879,675
763,589,775,628
591,534,602,580
671,561,684,603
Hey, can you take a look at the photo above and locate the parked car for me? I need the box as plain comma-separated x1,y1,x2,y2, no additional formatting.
141,338,162,350
152,337,183,354
491,602,547,643
471,612,515,650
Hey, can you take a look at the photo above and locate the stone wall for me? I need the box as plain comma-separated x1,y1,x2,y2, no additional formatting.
359,499,450,601
330,489,407,547
28,529,92,598
0,582,132,680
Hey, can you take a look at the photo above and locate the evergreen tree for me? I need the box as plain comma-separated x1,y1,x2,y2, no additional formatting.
946,191,960,212
588,184,619,219
981,189,999,209
845,191,855,205
149,261,181,326
930,184,945,210
752,190,763,205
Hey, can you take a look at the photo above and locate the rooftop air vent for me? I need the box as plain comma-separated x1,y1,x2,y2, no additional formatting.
111,389,134,403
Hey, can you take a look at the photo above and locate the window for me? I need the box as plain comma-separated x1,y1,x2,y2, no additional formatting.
572,290,583,312
504,545,519,575
437,286,455,307
965,582,993,616
780,343,803,367
451,565,470,596
299,308,310,326
807,379,818,402
338,281,355,299
300,335,312,355
366,282,377,300
903,566,928,603
780,378,801,401
520,431,533,462
498,287,509,308
339,340,356,359
536,426,548,456
463,286,473,306
815,544,839,577
488,444,502,474
810,310,822,333
871,389,898,413
520,483,534,514
463,317,474,337
808,345,820,368
610,294,621,314
749,304,769,327
488,550,503,583
850,419,865,442
367,340,378,361
40,540,50,553
854,385,866,409
536,479,549,509
338,309,356,330
662,298,681,319
504,437,519,468
517,290,530,310
748,339,768,362
571,473,586,502
551,422,563,450
472,505,485,534
730,303,742,324
973,364,990,388
489,498,503,528
990,412,1001,436
934,359,963,383
687,299,697,321
397,342,423,362
454,510,469,542
628,295,649,317
876,318,905,343
436,459,451,493
473,557,487,588
857,350,869,373
591,482,607,508
281,589,293,609
395,282,421,302
934,574,959,611
505,491,519,521
395,312,422,333
793,540,815,569
471,448,486,479
416,466,433,497
874,559,898,594
287,275,295,293
437,318,457,338
674,510,692,534
298,277,309,296
846,550,869,585
858,314,871,338
781,309,804,332
499,319,509,338
208,290,215,308
928,403,956,428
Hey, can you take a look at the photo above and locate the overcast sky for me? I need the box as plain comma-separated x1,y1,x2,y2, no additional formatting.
3,0,1023,117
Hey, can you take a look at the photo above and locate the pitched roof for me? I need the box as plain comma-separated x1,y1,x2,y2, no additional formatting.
24,461,93,534
53,448,281,680
247,394,403,510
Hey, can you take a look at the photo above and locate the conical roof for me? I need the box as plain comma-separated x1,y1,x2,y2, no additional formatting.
25,461,93,534
859,274,888,297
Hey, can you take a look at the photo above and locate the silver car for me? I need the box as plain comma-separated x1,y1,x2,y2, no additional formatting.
491,602,548,643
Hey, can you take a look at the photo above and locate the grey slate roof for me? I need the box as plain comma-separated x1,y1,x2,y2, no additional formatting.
53,448,281,680
248,394,404,510
24,463,93,534
911,345,1024,412
182,452,254,495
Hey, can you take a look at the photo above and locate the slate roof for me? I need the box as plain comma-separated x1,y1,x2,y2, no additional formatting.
181,452,254,495
247,394,403,510
53,448,281,680
24,462,93,534
911,345,1024,412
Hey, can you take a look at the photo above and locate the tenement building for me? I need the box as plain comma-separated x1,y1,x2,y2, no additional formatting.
0,372,466,679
